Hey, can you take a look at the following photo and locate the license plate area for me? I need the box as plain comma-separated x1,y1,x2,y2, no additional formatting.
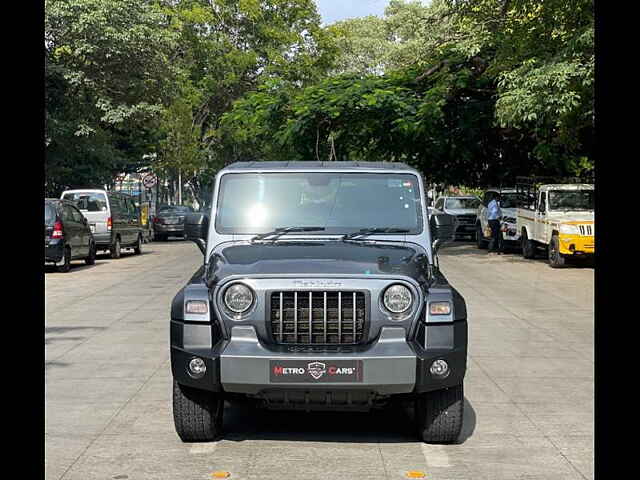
269,359,363,383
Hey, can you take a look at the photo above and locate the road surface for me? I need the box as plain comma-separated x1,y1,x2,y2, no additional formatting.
45,240,593,480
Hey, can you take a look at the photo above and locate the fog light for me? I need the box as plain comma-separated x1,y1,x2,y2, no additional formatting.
188,357,206,378
430,359,450,378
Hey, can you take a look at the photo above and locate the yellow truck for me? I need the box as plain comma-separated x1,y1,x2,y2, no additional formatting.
516,178,594,268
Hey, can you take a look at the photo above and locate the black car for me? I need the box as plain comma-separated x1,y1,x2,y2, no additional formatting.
45,199,96,272
153,205,194,241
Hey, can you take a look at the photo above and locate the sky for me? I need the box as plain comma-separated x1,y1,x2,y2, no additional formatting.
314,0,392,25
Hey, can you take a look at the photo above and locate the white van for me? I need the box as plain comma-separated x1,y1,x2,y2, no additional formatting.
60,189,144,258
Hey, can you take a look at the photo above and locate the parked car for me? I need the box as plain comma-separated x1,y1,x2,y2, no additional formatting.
60,189,144,258
516,180,594,267
171,162,467,444
475,188,533,250
153,205,194,241
45,199,96,272
433,195,481,240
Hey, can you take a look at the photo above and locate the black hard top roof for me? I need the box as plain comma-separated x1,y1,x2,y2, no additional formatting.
222,161,419,173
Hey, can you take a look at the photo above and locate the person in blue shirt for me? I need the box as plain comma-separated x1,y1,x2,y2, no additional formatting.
487,192,503,254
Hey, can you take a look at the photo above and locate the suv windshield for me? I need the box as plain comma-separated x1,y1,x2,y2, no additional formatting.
445,198,480,210
499,192,533,209
45,203,57,225
61,191,108,212
215,172,423,235
548,190,594,211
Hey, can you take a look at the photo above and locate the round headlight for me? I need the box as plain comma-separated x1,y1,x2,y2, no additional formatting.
224,283,254,313
383,284,413,313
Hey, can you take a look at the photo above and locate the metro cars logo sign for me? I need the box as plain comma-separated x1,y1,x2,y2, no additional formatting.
270,360,363,383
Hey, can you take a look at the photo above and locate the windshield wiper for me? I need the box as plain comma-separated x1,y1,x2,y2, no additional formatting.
251,226,326,242
342,227,410,241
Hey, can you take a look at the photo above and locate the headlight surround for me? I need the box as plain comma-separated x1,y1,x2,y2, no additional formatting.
559,224,580,235
223,283,254,313
383,284,413,314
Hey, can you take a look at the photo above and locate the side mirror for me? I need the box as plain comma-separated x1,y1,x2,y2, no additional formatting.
429,212,455,253
185,213,209,256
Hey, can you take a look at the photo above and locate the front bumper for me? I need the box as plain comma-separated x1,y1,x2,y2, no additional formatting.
558,234,595,255
454,224,475,235
171,321,467,396
501,225,520,242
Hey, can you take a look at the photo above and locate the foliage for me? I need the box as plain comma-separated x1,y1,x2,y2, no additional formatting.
152,0,336,204
45,0,594,195
45,0,178,195
220,51,543,186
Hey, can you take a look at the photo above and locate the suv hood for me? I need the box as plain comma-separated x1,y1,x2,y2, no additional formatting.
547,211,594,222
445,208,477,216
208,241,429,283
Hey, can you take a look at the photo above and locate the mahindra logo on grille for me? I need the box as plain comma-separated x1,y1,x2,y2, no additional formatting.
293,280,343,288
307,361,326,379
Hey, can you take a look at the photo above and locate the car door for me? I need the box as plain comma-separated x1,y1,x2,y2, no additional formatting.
480,192,492,231
62,205,80,257
123,197,137,245
534,191,548,242
70,205,90,256
111,194,130,245
127,198,142,242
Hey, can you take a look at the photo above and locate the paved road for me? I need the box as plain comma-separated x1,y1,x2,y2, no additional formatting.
45,240,593,480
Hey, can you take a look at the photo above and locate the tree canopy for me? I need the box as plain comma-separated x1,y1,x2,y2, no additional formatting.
45,0,594,195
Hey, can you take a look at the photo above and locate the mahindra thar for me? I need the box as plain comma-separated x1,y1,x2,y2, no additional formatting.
170,162,467,443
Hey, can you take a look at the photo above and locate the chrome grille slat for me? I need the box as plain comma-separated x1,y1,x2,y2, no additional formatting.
308,292,313,340
294,292,298,343
270,291,366,345
323,292,327,344
279,292,283,343
338,292,342,344
353,292,356,341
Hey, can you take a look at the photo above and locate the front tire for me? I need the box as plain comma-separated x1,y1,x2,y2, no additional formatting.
548,234,566,268
173,380,223,442
416,384,464,444
521,229,536,259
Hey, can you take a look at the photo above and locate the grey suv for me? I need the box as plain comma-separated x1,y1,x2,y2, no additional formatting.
433,195,481,240
170,162,467,443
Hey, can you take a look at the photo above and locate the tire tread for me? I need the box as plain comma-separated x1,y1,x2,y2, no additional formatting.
417,384,464,444
172,380,222,442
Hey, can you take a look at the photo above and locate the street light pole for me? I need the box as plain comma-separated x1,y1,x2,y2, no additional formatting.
178,169,182,205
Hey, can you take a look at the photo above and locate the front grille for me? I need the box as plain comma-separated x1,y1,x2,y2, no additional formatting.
577,224,594,236
270,291,367,345
456,214,476,225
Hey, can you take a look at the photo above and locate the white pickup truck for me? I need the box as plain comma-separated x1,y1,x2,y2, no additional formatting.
516,183,594,267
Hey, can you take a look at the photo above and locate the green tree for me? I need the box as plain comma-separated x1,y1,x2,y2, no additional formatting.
45,0,178,195
153,0,336,204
